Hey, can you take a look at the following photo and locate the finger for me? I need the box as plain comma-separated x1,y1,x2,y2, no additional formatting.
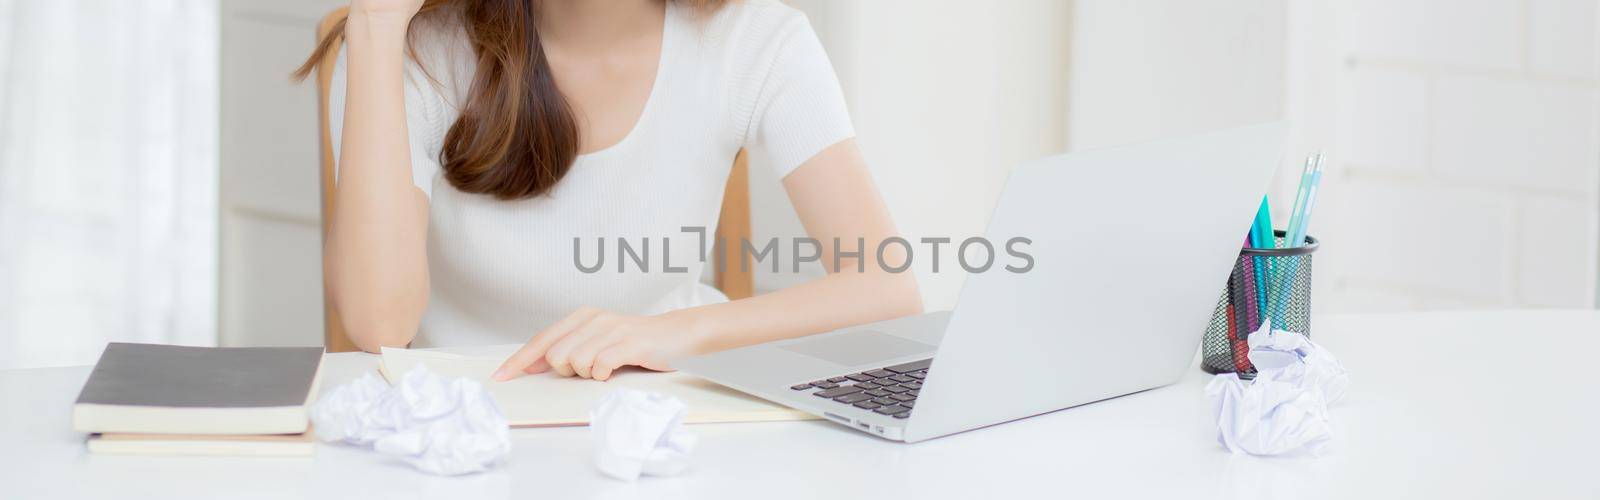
592,341,645,381
545,315,614,377
520,357,549,375
494,307,601,380
568,330,624,379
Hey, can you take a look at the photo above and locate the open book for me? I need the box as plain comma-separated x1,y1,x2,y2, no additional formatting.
379,347,815,427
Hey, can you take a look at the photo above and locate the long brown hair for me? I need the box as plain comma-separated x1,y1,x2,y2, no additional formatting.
292,1,586,200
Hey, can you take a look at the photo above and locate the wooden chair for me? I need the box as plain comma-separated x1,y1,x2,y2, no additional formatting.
313,8,754,352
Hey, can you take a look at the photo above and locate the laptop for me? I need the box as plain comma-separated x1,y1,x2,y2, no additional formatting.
675,123,1286,442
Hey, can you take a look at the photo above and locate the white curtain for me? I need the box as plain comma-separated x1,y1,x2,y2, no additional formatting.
0,0,218,369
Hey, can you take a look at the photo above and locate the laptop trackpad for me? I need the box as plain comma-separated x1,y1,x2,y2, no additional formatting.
779,331,934,367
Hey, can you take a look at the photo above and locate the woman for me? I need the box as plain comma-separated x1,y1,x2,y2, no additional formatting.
297,0,920,382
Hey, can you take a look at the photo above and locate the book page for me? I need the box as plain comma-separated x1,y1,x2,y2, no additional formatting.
379,347,815,427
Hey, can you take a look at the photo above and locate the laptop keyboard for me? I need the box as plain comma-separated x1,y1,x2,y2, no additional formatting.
788,359,930,419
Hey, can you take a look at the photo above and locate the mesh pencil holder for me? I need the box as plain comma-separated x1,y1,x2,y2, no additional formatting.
1200,231,1319,378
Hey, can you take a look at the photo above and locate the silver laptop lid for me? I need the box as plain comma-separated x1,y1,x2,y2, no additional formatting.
903,123,1286,442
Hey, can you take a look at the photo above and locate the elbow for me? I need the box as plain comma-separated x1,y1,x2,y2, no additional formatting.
324,245,428,353
329,282,426,354
893,272,924,316
837,251,922,319
875,270,924,319
341,312,417,354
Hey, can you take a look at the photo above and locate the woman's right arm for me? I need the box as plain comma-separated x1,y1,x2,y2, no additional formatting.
327,1,430,352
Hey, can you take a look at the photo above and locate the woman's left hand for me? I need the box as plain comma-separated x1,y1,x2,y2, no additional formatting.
491,307,707,382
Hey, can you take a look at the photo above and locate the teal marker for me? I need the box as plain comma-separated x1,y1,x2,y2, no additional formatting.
1251,196,1274,321
1254,196,1275,249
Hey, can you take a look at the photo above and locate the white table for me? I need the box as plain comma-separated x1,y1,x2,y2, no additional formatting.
2,311,1597,499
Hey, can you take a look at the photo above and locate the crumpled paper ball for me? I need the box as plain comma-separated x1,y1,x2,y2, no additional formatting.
589,388,697,481
311,365,511,475
1205,320,1349,456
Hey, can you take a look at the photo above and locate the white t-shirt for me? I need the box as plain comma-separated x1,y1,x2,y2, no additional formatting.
329,1,854,347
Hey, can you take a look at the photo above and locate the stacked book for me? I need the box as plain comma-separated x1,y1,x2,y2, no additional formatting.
72,343,325,456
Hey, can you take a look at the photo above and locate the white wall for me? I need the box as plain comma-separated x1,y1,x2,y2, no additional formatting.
771,0,1072,310
219,0,346,346
1068,0,1600,313
1292,0,1600,311
1066,0,1287,151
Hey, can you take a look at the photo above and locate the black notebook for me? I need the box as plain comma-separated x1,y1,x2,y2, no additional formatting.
73,343,325,435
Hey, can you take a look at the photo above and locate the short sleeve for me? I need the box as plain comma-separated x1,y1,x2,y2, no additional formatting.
739,12,856,179
328,44,445,199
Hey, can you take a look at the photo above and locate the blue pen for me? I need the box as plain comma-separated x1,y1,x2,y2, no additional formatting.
1275,154,1325,321
1288,157,1324,247
1270,154,1314,322
1284,155,1317,248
